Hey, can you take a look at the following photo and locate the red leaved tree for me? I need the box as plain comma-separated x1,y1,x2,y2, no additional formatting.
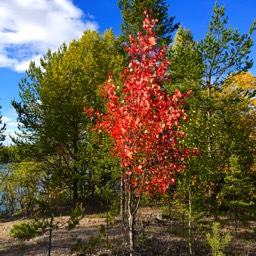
86,12,192,255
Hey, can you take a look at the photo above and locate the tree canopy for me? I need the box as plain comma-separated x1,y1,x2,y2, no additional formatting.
118,0,179,45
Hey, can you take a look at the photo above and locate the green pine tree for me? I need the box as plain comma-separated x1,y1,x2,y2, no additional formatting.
118,0,179,45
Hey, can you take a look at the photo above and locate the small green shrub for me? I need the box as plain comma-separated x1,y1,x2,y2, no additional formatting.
206,222,232,256
10,221,43,239
67,203,85,230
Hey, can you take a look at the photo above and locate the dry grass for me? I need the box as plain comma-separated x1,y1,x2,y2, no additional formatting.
0,208,256,255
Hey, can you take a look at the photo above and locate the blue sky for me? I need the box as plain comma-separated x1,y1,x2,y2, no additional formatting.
0,0,256,144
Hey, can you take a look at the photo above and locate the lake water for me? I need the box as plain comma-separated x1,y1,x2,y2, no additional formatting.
0,163,7,172
0,164,8,212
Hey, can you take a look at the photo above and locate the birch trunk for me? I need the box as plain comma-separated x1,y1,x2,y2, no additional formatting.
128,188,135,256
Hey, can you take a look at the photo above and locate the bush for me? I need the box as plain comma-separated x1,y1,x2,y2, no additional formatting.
206,222,232,256
10,221,43,239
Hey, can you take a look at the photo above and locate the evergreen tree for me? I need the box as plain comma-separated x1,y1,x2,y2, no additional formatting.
214,72,256,220
118,0,179,45
167,27,205,255
200,3,256,88
168,26,203,91
198,3,256,212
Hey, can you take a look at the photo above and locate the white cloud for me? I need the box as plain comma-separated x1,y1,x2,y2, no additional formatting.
2,116,12,123
6,121,18,128
0,0,98,72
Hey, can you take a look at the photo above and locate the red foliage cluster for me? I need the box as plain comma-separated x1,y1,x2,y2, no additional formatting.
85,12,192,195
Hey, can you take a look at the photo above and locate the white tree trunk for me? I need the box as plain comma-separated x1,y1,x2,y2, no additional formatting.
128,188,135,256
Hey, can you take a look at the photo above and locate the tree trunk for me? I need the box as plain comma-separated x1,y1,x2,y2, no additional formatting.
48,215,54,256
207,79,212,198
73,178,78,200
128,188,135,256
120,176,125,220
188,186,194,255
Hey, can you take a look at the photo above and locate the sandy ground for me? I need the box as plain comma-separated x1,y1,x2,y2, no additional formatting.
1,208,256,256
0,216,108,256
